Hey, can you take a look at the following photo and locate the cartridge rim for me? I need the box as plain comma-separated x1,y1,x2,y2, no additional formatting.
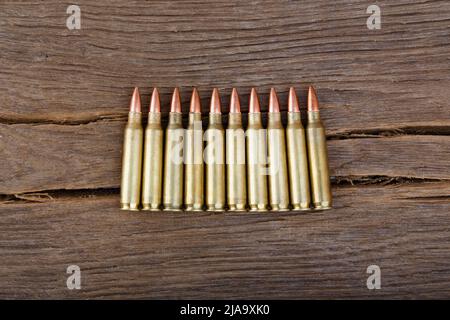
291,204,311,212
121,204,140,211
248,204,269,212
185,205,204,212
206,205,225,212
312,206,332,211
227,204,247,212
142,204,161,211
163,207,183,212
270,205,290,212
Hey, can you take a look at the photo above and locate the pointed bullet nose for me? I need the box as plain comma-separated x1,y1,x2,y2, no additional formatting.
149,88,161,113
170,87,182,113
308,86,319,112
269,88,280,113
190,88,201,113
288,87,300,113
249,88,261,113
229,88,241,113
129,87,141,112
210,88,221,114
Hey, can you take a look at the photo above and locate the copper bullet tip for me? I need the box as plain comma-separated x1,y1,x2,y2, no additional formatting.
149,88,161,113
269,88,280,113
308,86,319,112
249,88,261,113
170,87,182,113
288,87,300,113
229,88,241,113
210,88,221,114
190,88,201,113
129,87,141,113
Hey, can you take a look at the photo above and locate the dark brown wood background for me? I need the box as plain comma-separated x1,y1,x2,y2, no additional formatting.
1,0,449,299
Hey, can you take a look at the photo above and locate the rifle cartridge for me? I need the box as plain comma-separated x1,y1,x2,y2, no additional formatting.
120,87,144,211
226,88,247,211
142,88,163,211
246,88,269,212
205,88,226,211
163,88,184,211
184,88,204,211
267,88,289,211
306,86,332,210
286,87,310,211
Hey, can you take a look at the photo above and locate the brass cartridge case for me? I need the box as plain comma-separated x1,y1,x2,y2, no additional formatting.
306,111,332,210
163,112,184,211
267,112,290,211
205,113,226,211
141,112,163,211
226,113,247,211
246,113,269,211
184,112,204,211
120,111,143,210
286,112,310,210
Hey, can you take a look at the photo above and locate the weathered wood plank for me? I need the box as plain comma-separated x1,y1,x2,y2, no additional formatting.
0,182,449,299
328,135,450,180
0,0,449,133
1,0,450,300
1,122,449,194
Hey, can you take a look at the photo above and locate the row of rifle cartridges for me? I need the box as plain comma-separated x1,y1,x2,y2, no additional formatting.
120,86,332,212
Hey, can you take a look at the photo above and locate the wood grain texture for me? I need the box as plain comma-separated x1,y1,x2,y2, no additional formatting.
0,0,449,299
1,122,449,194
0,182,449,299
0,0,449,134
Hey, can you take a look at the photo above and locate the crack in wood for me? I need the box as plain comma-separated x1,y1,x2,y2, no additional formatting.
0,115,126,126
0,176,446,204
328,126,450,139
399,195,450,201
1,115,449,139
0,187,118,204
332,175,444,186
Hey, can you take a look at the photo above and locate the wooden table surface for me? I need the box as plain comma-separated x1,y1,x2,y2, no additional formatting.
1,0,449,299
